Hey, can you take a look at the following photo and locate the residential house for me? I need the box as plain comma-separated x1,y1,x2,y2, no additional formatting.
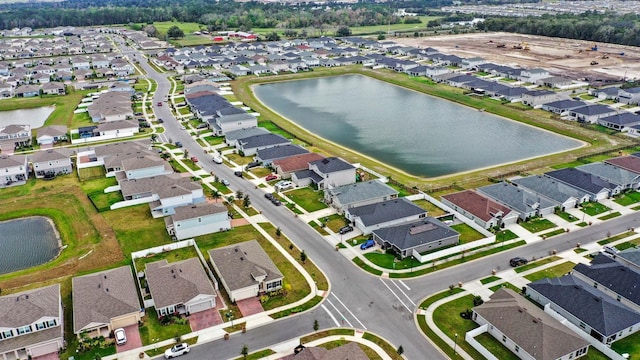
165,203,230,240
346,198,427,235
495,86,528,102
577,162,640,191
511,175,590,211
461,57,486,70
597,112,640,131
0,124,31,150
568,105,618,124
527,274,640,345
591,87,619,100
0,155,28,187
145,258,216,316
441,190,518,229
372,217,459,258
617,87,640,105
255,144,309,165
472,289,590,360
224,127,269,147
540,99,586,115
36,125,67,146
519,68,549,83
30,148,72,178
292,157,356,190
522,90,558,107
118,155,173,180
237,133,290,157
208,240,283,303
545,168,620,200
0,284,64,360
606,155,640,175
229,65,249,77
72,266,142,338
211,112,258,136
87,91,133,123
617,247,640,271
278,342,368,360
94,119,139,138
14,84,40,97
325,179,398,212
271,153,326,179
476,182,556,221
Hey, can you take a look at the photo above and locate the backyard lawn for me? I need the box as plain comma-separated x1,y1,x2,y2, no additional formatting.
285,187,328,212
612,329,640,360
102,204,174,256
450,223,485,244
524,262,576,282
412,198,447,217
518,217,556,233
474,333,519,360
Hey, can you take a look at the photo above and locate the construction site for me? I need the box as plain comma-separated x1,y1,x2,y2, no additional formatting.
392,32,640,85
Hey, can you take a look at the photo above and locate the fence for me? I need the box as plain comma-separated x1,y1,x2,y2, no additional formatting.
465,325,498,360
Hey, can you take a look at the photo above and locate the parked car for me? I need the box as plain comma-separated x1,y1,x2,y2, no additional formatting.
246,161,260,169
509,257,528,267
164,343,190,359
190,156,198,163
234,171,243,177
264,193,274,200
271,198,282,206
360,239,375,250
180,125,186,130
602,246,619,256
175,141,183,148
212,156,223,164
265,174,278,181
339,225,354,235
157,102,162,106
196,123,208,129
275,180,293,191
221,179,230,186
158,118,164,123
114,328,127,345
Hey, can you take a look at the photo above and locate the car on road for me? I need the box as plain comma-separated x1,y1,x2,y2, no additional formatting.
509,257,528,267
164,343,190,359
339,225,354,235
265,174,278,181
275,180,293,191
180,125,186,130
190,156,198,162
175,141,183,148
265,193,274,200
212,156,223,164
234,171,243,177
157,102,162,106
271,198,282,206
360,239,375,250
220,179,230,186
158,118,164,123
114,328,127,345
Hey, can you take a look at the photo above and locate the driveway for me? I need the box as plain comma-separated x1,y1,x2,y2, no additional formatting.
33,353,59,360
116,324,142,353
236,297,264,317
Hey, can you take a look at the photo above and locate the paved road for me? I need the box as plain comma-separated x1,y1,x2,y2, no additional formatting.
119,40,640,359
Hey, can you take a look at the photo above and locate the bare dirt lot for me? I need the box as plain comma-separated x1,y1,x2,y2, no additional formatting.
392,32,640,83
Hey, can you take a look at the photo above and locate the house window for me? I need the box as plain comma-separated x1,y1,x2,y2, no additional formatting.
1,330,13,339
514,345,519,353
579,322,586,329
593,282,598,288
36,322,46,330
47,319,56,327
617,295,621,302
198,218,202,223
17,325,32,335
502,335,506,342
267,280,282,290
419,214,426,218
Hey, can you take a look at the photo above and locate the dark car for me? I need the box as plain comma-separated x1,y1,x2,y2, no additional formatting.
175,141,182,148
158,118,164,123
246,161,260,169
339,225,354,235
234,171,243,177
509,257,528,267
271,198,282,206
264,193,274,200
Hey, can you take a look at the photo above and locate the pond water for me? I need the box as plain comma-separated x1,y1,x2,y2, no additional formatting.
0,106,55,128
254,75,582,177
0,217,60,275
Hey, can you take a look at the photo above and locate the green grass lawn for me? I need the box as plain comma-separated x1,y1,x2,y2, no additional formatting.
78,166,106,181
363,252,418,270
79,176,117,194
138,309,192,346
432,294,485,359
615,191,640,206
284,187,327,212
580,201,611,216
450,223,485,244
515,256,561,273
519,217,557,233
387,182,412,197
257,120,296,139
308,220,330,236
479,276,501,285
474,333,519,360
88,191,124,212
102,204,173,256
541,228,568,238
488,282,522,293
495,229,519,242
204,135,225,146
599,211,621,220
524,262,576,282
168,159,188,173
611,329,640,360
615,237,640,251
412,198,447,217
250,167,272,178
134,246,200,274
597,230,635,245
226,153,253,165
555,210,578,222
323,214,349,233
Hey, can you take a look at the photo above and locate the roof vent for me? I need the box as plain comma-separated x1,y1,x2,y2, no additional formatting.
240,257,244,261
235,248,238,252
98,284,101,288
173,274,176,279
171,269,174,273
106,288,109,292
104,275,107,279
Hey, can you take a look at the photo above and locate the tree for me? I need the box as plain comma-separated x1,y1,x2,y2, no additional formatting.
167,25,184,39
183,149,189,159
397,345,404,355
276,227,281,238
313,319,319,331
243,195,251,208
265,31,280,41
226,196,235,204
211,189,221,202
143,24,158,37
236,190,244,200
377,33,386,40
160,152,170,160
150,134,158,142
240,344,249,359
300,250,307,264
336,26,351,37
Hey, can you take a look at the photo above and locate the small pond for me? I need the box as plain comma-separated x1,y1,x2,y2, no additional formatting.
0,106,55,128
0,216,61,275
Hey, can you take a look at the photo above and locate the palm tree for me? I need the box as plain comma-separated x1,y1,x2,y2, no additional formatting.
150,134,158,142
183,149,189,159
211,189,221,202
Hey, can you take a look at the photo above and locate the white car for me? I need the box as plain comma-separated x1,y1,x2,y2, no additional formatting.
114,328,127,345
180,126,186,130
275,180,293,191
164,343,190,358
212,156,223,164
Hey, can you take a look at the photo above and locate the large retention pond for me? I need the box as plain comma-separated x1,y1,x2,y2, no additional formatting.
254,75,582,177
0,106,55,128
0,217,60,275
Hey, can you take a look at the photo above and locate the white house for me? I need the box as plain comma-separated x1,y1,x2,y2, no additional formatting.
165,203,231,240
30,148,72,179
0,154,28,187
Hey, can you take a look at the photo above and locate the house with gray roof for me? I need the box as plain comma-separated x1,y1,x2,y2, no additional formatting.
440,190,518,229
522,89,558,107
597,112,640,132
0,124,31,151
30,148,72,179
35,125,67,146
208,240,283,302
617,87,640,105
511,175,590,211
72,266,142,338
577,162,640,190
145,258,216,317
476,182,556,221
224,127,269,147
346,198,427,235
293,157,356,190
119,155,173,181
255,144,309,165
527,274,640,345
237,133,290,157
472,289,590,360
591,87,619,100
0,155,28,188
540,99,586,115
279,342,368,360
545,168,619,200
165,202,230,240
371,217,459,259
0,284,64,360
569,105,618,124
573,254,640,312
325,179,398,212
617,247,640,271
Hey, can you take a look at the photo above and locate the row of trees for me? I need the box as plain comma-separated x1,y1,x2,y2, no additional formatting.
477,12,640,47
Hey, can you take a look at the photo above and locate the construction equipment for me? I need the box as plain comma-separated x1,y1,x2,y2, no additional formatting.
496,44,506,48
590,61,599,65
513,41,530,51
602,54,609,59
591,44,598,51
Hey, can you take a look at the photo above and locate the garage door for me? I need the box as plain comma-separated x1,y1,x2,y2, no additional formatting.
30,341,60,357
188,300,212,314
233,287,257,302
111,314,139,329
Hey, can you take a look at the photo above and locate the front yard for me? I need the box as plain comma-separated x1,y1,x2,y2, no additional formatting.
518,217,556,233
524,262,576,282
139,309,191,346
284,187,328,212
615,191,640,206
580,201,611,216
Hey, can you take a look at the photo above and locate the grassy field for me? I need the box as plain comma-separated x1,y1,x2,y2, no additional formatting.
524,262,576,282
450,223,485,244
615,191,640,206
412,198,447,216
432,294,485,359
518,217,557,233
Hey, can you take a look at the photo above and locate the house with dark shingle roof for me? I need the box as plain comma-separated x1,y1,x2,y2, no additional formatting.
597,112,640,131
617,87,640,105
540,99,586,115
208,240,283,302
617,247,640,271
72,266,142,338
346,198,426,235
545,168,617,201
145,258,216,317
237,133,290,156
255,144,309,165
371,217,459,258
292,157,355,190
577,162,640,190
164,202,230,240
569,105,618,124
476,182,556,221
527,274,640,345
472,289,590,360
325,179,398,212
522,89,558,107
0,284,64,359
224,127,269,147
440,190,518,229
511,175,590,211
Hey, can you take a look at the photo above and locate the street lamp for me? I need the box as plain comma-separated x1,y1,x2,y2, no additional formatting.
453,333,458,355
226,311,234,327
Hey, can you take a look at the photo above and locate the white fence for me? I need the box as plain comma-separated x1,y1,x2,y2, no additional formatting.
110,197,151,210
413,236,496,263
354,163,388,183
465,325,498,360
